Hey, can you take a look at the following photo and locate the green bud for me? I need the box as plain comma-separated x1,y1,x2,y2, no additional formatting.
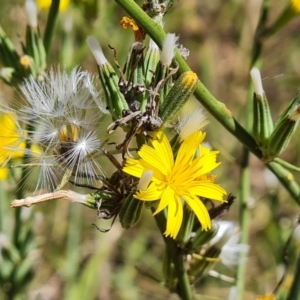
87,37,129,120
160,71,198,126
123,42,147,111
176,208,195,244
143,39,160,88
119,192,144,229
14,258,34,286
154,63,172,108
191,223,219,251
156,33,178,107
140,40,160,111
0,260,14,280
250,68,273,149
25,26,47,75
0,26,20,70
266,94,300,160
252,92,273,147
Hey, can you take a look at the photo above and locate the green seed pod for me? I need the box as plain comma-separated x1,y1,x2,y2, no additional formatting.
119,192,144,229
250,68,273,149
160,71,198,126
87,37,129,120
140,40,160,111
266,94,300,160
252,93,274,147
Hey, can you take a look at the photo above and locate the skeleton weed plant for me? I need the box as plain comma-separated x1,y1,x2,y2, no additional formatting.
2,0,300,299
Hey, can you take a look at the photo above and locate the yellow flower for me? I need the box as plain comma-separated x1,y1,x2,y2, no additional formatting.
0,114,26,180
290,0,300,13
123,131,227,239
37,0,70,12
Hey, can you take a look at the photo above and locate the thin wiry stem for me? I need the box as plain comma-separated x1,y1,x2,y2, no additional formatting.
236,1,271,298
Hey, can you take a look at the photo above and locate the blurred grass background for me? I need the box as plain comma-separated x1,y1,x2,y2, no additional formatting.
1,0,300,299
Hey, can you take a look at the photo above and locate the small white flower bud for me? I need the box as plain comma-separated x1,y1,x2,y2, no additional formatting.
86,37,108,66
250,67,264,96
160,33,178,66
25,0,38,28
137,170,153,191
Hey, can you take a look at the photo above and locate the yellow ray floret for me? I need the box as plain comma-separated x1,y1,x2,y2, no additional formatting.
123,131,227,239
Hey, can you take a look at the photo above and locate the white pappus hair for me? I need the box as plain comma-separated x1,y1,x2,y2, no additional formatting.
1,67,108,194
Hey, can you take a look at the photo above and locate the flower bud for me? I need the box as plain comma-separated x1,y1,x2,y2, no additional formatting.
153,34,179,107
160,71,198,126
191,223,219,251
119,192,144,229
250,68,273,149
266,94,300,160
0,26,20,72
87,37,129,120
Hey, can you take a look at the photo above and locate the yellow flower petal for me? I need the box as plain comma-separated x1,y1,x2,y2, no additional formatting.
153,185,174,214
135,182,163,201
123,157,144,178
0,167,8,180
138,144,170,176
188,182,227,201
184,193,211,230
164,195,183,238
151,131,174,170
174,131,205,169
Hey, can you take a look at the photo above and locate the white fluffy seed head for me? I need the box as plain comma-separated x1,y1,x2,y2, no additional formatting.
160,33,178,66
1,67,106,194
250,67,264,96
25,0,38,28
86,37,108,66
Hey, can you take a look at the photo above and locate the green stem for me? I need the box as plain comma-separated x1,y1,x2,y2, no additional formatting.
236,150,251,300
236,2,271,297
267,161,300,205
273,158,300,173
43,0,60,56
154,210,193,300
286,251,300,300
